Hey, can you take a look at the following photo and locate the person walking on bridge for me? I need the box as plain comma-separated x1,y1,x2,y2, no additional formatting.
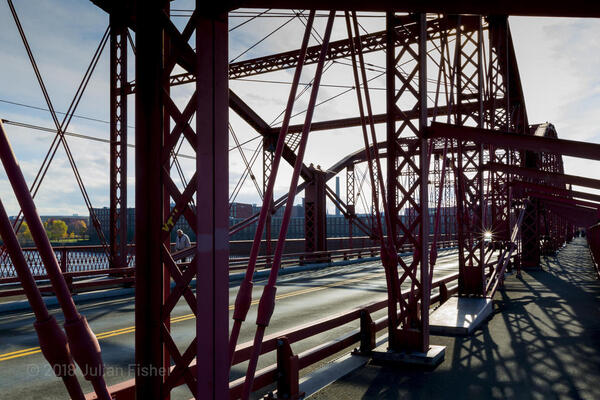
175,229,191,263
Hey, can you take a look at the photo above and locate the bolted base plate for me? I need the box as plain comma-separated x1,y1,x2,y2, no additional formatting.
370,344,446,368
430,295,493,335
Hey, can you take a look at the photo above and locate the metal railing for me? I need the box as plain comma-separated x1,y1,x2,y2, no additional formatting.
85,272,460,400
0,238,457,297
587,223,600,279
0,244,134,279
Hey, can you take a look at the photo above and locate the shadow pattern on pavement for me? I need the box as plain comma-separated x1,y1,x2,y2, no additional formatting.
310,238,600,400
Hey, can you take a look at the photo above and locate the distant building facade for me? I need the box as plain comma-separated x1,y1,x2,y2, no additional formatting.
89,203,458,245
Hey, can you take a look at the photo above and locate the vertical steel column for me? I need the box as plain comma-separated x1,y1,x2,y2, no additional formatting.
134,1,164,397
384,11,400,349
521,131,541,267
455,16,486,296
386,12,397,242
417,13,430,352
196,8,229,398
263,141,274,264
476,18,486,286
385,12,430,353
162,5,172,385
487,16,511,243
346,164,355,248
304,166,327,253
521,199,540,267
109,14,128,269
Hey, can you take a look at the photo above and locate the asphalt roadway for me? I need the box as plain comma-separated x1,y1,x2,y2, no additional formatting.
0,250,459,399
311,238,600,400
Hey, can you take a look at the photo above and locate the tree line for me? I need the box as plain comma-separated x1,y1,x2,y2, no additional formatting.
15,219,88,244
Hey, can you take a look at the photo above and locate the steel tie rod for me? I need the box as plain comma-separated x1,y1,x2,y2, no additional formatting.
0,121,111,400
241,10,336,400
227,10,317,373
0,199,86,400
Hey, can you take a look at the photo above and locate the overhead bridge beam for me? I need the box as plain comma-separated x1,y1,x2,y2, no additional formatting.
426,122,600,161
232,1,600,18
125,15,473,92
484,163,600,191
280,101,489,135
524,190,600,211
229,90,314,181
511,180,600,204
539,199,599,227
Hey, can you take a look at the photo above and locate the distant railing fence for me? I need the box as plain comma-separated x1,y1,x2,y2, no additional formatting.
0,235,458,297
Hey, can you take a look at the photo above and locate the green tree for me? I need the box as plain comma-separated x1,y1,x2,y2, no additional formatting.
44,219,68,241
16,221,33,244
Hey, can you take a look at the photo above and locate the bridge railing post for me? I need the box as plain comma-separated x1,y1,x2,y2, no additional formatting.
439,282,449,304
59,247,73,293
272,336,302,400
356,309,376,354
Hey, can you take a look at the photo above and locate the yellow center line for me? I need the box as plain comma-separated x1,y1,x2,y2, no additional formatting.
0,270,385,362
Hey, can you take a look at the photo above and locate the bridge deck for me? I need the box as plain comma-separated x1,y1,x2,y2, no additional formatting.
310,238,600,400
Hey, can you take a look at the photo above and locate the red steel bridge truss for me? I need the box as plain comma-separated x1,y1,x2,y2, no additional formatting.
0,1,600,399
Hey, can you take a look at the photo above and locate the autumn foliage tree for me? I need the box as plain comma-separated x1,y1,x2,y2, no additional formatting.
68,219,88,238
44,219,68,241
16,221,33,244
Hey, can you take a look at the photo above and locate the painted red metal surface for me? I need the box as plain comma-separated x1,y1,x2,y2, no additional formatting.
0,199,86,399
8,4,600,400
0,121,111,399
427,122,600,161
229,11,316,375
588,224,600,279
109,14,129,269
85,273,461,400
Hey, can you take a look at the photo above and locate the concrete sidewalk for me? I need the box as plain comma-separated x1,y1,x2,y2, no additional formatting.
310,238,600,400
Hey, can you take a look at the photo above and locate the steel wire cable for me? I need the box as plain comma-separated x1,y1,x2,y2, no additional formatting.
229,141,262,204
230,124,263,200
4,5,111,254
229,8,271,32
230,12,301,63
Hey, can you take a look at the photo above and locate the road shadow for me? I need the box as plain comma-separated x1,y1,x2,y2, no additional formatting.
310,239,600,400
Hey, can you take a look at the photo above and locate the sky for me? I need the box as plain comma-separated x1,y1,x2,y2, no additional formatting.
0,1,599,217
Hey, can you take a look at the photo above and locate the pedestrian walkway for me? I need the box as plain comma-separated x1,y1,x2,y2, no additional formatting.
310,238,600,400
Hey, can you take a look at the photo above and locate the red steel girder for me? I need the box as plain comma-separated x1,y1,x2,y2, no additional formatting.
133,3,167,397
1,120,111,398
427,122,600,161
109,15,129,269
384,11,431,353
452,15,487,297
524,190,600,211
484,163,600,190
122,15,470,91
231,1,600,17
539,199,598,227
91,0,600,18
280,101,489,135
511,180,600,204
228,14,425,79
229,89,314,181
196,10,229,397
